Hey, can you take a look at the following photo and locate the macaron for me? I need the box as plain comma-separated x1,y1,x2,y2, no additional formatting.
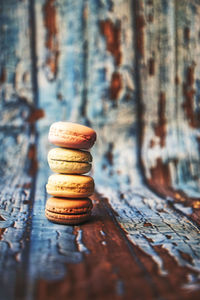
48,148,92,174
48,122,96,149
46,174,94,198
45,197,93,225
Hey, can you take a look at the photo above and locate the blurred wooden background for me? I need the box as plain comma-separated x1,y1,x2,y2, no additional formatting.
0,0,200,299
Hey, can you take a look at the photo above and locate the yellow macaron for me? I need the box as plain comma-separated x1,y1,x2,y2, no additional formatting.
46,174,94,198
48,148,92,174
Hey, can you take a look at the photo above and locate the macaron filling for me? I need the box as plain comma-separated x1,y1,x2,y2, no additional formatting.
48,160,91,174
45,210,91,218
45,210,91,224
46,207,91,214
49,158,91,163
47,184,94,193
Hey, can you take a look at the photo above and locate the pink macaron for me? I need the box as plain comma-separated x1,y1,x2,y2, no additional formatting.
48,122,96,149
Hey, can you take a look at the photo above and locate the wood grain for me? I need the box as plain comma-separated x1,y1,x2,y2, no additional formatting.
35,192,200,300
0,0,200,299
134,0,200,221
36,194,158,300
0,1,38,299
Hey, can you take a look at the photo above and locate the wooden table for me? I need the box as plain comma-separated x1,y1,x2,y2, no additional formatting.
0,0,200,299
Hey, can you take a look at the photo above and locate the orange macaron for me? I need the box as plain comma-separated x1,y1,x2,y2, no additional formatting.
45,197,93,225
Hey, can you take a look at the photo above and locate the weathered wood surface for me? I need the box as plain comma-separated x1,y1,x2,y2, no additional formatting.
0,0,200,299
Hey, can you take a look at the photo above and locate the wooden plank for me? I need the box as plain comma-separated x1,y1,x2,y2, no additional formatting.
35,194,160,300
101,187,200,297
29,0,200,299
0,0,199,299
30,191,200,300
0,0,38,299
26,0,95,297
28,0,148,298
134,0,200,220
174,0,200,217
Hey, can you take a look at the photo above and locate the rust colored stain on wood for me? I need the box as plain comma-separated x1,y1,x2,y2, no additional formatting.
28,144,38,176
132,242,200,299
184,27,190,43
0,228,6,240
0,68,6,84
100,19,121,66
182,65,199,128
191,210,200,226
178,250,193,265
43,0,59,79
148,158,200,225
135,14,145,58
154,92,166,147
105,142,113,165
35,193,200,299
36,193,157,300
175,75,179,85
27,108,45,123
148,58,155,75
149,139,155,148
149,158,171,188
149,159,188,202
143,222,152,227
151,246,200,299
109,72,122,100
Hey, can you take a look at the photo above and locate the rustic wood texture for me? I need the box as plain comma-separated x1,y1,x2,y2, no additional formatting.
0,0,38,299
0,0,200,299
137,0,200,212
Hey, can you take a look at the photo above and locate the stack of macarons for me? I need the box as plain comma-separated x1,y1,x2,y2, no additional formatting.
45,122,96,225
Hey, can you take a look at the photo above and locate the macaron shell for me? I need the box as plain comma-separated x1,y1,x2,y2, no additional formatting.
48,148,92,162
46,197,93,214
48,160,91,174
48,122,96,149
45,209,91,225
46,174,94,198
47,174,94,185
48,148,92,174
46,188,94,198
